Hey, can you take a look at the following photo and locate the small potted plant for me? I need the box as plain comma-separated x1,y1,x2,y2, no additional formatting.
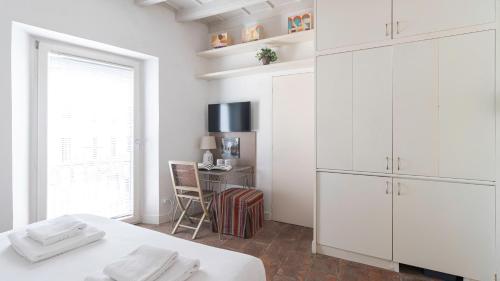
256,48,278,65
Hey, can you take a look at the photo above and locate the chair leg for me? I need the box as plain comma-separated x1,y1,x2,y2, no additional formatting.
192,213,206,240
172,199,192,235
170,201,179,230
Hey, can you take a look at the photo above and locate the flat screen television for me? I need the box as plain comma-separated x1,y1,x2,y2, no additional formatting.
208,102,251,132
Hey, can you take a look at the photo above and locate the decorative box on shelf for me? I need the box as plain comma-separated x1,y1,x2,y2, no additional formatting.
288,12,313,34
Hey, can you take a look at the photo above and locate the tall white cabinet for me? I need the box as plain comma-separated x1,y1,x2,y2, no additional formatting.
316,0,495,51
315,0,497,279
316,0,392,50
393,40,439,177
352,47,393,174
393,179,495,281
318,173,392,260
393,0,495,38
316,53,352,170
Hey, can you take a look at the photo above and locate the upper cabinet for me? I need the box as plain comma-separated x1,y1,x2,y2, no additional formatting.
316,53,353,170
353,47,393,173
316,30,495,181
316,0,496,51
393,0,495,38
438,31,495,181
316,0,392,51
393,40,439,177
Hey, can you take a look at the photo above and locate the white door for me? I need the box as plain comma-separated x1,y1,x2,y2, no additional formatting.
393,0,495,38
438,31,495,181
353,47,393,173
316,53,353,170
272,73,315,227
316,0,392,51
393,40,439,177
317,173,392,260
393,179,495,280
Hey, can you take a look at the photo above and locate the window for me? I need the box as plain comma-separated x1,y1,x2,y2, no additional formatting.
35,42,141,222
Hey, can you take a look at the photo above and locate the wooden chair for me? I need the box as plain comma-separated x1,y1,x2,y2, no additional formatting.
169,161,214,240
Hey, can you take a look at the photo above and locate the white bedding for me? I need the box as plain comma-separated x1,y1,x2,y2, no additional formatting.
0,214,266,281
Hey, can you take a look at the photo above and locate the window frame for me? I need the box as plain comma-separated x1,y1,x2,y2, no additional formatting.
34,40,143,224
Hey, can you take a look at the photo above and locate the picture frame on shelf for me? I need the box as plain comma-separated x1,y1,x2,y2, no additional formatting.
211,32,231,49
242,24,264,43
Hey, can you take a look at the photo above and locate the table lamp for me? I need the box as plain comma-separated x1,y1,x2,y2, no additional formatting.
200,136,216,164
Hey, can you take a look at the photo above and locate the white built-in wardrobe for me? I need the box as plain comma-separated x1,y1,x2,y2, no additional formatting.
314,1,497,280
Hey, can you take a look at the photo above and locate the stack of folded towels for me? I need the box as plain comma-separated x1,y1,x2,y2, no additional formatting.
85,245,200,281
8,215,105,262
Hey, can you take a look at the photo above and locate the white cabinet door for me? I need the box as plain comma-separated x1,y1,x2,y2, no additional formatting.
438,31,495,181
393,179,495,280
316,53,353,170
316,0,392,51
272,73,315,228
393,0,495,38
393,40,439,177
317,173,392,260
353,47,393,173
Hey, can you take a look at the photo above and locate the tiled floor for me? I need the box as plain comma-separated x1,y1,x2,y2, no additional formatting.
139,220,443,281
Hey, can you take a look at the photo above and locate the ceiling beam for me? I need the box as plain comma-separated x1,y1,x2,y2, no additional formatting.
135,0,167,6
175,0,268,22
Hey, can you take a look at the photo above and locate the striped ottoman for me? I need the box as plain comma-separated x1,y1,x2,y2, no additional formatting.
211,188,264,239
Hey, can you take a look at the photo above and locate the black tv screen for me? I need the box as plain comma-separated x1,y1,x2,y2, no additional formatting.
208,102,251,132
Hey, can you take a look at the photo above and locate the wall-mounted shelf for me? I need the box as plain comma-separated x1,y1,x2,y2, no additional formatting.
197,30,314,59
197,59,314,80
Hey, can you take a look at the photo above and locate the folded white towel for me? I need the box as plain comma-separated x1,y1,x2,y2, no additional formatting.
83,274,113,281
157,256,200,281
103,245,178,281
8,226,105,262
84,256,200,281
27,215,87,246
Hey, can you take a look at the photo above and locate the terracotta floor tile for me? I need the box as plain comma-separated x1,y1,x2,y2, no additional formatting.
304,271,338,281
311,254,340,275
260,252,283,280
139,221,438,281
273,274,301,281
368,268,400,281
240,241,268,257
275,251,313,281
338,260,370,281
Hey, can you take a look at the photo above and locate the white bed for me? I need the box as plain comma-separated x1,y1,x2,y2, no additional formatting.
0,214,266,281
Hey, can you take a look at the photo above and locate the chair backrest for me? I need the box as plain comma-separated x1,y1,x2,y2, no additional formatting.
168,161,208,212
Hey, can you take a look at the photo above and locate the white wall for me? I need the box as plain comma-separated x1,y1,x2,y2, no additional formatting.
204,6,315,219
1,0,208,231
207,75,274,217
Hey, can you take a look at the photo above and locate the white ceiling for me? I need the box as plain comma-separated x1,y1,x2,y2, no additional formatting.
161,0,312,23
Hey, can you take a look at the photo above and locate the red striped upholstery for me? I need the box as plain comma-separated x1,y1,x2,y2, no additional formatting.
211,188,264,238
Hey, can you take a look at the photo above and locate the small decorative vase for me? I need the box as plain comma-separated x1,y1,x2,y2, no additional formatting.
261,57,271,65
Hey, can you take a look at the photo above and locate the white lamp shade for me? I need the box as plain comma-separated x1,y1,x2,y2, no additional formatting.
200,136,216,150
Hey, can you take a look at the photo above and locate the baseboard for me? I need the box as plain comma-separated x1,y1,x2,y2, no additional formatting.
144,207,271,223
264,211,272,220
316,244,399,272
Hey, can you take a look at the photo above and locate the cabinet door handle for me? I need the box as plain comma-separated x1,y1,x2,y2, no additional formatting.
386,156,390,170
385,181,391,194
397,182,401,196
397,157,401,171
385,23,389,36
396,21,400,34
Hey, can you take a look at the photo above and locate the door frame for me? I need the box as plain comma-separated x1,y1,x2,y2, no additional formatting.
33,40,143,224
